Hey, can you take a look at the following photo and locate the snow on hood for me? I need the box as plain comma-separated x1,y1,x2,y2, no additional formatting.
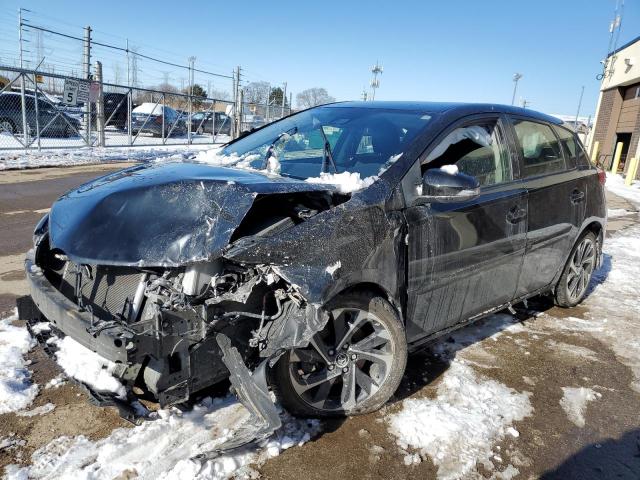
48,162,334,266
305,172,377,194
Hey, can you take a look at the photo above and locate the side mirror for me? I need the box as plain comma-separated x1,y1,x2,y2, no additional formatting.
415,168,480,204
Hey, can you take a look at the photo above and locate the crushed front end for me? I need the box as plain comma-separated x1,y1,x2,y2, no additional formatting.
21,227,328,452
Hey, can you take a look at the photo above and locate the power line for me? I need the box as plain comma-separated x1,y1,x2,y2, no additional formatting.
20,22,233,80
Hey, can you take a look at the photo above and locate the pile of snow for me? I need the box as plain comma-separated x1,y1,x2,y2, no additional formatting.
16,402,55,417
388,362,532,480
559,387,601,428
0,310,38,414
606,173,640,206
306,172,376,193
5,396,321,480
51,335,126,398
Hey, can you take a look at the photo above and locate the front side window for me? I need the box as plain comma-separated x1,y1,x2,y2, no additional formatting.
423,120,512,187
222,107,433,180
512,119,565,177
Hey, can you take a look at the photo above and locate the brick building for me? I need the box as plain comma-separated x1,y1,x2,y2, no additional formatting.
589,35,640,177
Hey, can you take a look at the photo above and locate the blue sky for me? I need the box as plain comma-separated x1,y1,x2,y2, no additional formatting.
1,0,638,116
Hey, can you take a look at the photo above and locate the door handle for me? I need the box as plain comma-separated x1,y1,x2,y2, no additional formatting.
506,206,527,224
570,190,585,204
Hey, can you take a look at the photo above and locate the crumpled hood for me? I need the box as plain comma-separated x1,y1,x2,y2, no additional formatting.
48,162,333,266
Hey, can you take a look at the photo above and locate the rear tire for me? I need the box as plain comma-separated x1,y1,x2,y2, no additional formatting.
554,231,598,307
0,118,16,135
270,291,407,418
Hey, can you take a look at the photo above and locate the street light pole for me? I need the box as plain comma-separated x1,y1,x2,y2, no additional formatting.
511,73,523,106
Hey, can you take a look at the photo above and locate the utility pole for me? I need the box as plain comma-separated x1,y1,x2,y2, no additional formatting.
370,61,383,101
232,66,242,138
188,56,195,143
520,98,531,109
18,8,28,145
574,85,585,132
511,73,523,106
281,82,287,117
361,87,368,101
95,61,105,147
83,26,92,145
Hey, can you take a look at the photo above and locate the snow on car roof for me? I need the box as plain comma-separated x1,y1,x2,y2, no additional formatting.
132,103,176,114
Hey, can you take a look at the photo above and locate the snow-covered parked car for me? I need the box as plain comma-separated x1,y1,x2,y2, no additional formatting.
131,102,186,137
18,101,606,452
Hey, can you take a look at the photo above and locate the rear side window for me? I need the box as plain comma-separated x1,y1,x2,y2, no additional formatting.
553,125,591,168
512,119,566,177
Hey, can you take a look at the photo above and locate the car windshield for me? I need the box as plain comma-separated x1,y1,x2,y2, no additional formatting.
221,106,433,180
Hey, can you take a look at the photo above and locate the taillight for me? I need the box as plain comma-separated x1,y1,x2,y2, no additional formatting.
597,167,606,185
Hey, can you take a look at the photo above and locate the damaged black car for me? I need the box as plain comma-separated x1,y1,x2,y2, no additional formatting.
19,101,606,450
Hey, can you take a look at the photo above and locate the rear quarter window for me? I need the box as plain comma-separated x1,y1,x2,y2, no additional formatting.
512,119,566,177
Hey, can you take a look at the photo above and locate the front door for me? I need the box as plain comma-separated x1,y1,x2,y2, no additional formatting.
404,115,527,343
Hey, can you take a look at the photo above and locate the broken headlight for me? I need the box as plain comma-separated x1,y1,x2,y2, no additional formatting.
33,213,49,248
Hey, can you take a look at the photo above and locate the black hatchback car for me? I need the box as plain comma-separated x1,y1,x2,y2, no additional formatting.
20,102,605,448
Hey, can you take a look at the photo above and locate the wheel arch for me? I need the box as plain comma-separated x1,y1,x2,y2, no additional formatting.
325,281,404,325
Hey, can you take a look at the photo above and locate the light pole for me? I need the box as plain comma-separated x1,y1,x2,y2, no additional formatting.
511,73,523,106
370,61,383,101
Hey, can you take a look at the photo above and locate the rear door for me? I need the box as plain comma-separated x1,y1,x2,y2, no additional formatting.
507,117,585,297
404,114,528,342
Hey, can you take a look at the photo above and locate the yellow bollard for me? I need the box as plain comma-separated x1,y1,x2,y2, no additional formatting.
625,157,639,186
591,141,600,165
611,142,624,173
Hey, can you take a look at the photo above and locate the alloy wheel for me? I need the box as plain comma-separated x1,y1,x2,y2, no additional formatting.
0,120,14,134
287,307,394,412
566,236,596,302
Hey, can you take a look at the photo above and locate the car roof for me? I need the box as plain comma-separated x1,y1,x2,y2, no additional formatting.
323,101,562,125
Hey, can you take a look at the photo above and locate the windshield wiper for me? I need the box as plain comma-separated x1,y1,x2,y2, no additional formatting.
317,125,338,174
261,126,298,169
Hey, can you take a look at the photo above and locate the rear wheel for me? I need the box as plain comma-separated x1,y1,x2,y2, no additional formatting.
271,291,407,417
0,118,16,135
554,231,598,307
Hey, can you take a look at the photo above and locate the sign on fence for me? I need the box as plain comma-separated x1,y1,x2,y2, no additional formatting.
89,82,100,102
77,81,89,103
62,79,78,106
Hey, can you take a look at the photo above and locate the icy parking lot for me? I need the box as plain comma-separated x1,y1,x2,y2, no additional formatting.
0,165,640,479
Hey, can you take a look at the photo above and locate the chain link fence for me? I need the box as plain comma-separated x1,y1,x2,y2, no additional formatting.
0,66,292,152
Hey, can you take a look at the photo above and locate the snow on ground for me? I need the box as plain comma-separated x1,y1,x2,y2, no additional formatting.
559,387,601,428
306,172,377,193
607,207,635,218
0,143,224,170
606,173,640,205
542,224,640,392
387,314,533,480
0,309,38,414
51,335,126,398
16,402,55,417
388,362,532,480
5,396,321,480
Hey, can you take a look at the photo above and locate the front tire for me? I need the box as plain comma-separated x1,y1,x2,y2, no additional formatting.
554,231,598,307
271,291,407,417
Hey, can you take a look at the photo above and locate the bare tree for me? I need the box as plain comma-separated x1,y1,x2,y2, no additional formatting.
209,88,231,101
243,81,271,105
296,88,335,109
